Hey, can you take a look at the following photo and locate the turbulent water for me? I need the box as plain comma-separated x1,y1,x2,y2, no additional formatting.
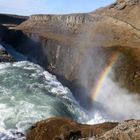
1,60,138,139
0,27,139,139
0,61,89,139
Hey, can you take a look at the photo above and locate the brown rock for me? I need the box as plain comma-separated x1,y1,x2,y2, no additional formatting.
117,0,125,3
1,1,139,106
87,120,140,140
9,1,139,107
26,117,118,140
27,118,140,140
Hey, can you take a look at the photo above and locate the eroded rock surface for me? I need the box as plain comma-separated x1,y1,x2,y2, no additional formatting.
26,117,118,140
0,13,28,28
83,120,140,140
26,117,140,140
0,0,140,107
0,50,15,62
14,0,140,106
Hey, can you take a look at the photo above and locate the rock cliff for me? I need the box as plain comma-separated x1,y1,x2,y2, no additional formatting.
0,14,28,28
15,0,140,107
0,0,139,107
0,25,15,62
17,13,98,36
0,0,139,139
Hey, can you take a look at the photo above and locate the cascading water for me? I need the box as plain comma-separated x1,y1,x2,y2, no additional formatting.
0,44,109,139
1,60,138,139
0,61,90,139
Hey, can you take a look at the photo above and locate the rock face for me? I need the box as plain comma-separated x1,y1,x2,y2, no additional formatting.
0,14,28,28
26,117,140,140
0,0,140,107
26,117,118,140
0,50,15,62
0,24,47,67
15,0,140,107
115,0,140,10
86,120,140,140
30,14,94,24
17,13,98,36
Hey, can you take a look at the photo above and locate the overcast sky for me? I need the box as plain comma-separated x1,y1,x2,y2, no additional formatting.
0,0,115,15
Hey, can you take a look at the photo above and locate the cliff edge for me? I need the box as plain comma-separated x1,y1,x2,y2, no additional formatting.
15,0,140,104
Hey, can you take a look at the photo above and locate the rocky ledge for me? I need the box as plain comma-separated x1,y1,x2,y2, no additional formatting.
0,0,139,108
0,13,28,28
0,50,15,62
26,117,118,140
26,117,140,140
14,0,140,107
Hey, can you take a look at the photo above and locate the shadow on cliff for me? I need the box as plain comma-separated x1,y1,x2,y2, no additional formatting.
0,25,93,109
0,25,49,68
52,74,93,109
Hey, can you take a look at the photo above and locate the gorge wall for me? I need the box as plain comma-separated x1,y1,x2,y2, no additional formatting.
0,0,140,107
0,14,28,28
0,1,139,140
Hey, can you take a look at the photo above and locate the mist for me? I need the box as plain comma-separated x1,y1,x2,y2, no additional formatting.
73,23,140,121
71,23,111,108
95,70,140,120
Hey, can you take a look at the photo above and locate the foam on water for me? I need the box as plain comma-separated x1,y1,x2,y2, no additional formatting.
0,61,113,139
0,61,89,139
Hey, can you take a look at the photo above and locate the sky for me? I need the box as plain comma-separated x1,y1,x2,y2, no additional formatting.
0,0,115,16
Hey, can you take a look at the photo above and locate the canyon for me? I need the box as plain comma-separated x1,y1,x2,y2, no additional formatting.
0,0,140,139
6,0,140,106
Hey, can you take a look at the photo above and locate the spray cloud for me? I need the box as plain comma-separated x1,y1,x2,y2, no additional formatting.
73,22,140,121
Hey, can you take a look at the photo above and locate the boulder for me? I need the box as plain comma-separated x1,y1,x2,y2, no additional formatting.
0,50,15,62
26,117,118,140
26,117,140,140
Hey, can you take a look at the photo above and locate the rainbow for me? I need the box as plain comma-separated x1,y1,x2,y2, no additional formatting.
91,52,120,101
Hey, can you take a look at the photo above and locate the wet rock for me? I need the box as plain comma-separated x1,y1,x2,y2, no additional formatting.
15,1,140,99
0,50,15,62
26,117,118,140
85,120,140,140
27,118,140,140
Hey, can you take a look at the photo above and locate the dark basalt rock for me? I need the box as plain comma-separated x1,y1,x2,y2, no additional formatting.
0,13,28,28
0,50,15,62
